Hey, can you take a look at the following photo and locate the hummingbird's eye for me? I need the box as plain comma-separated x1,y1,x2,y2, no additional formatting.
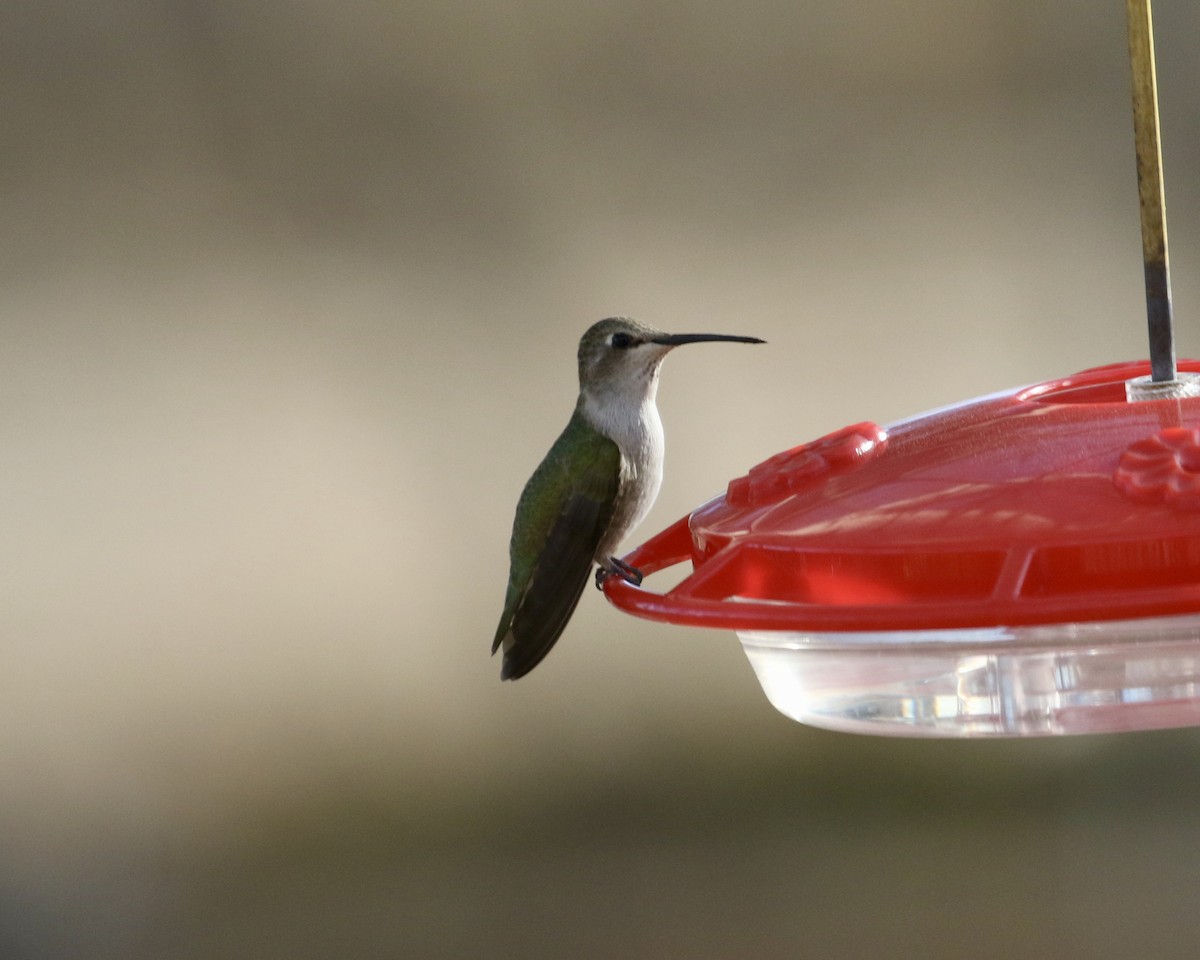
610,332,635,349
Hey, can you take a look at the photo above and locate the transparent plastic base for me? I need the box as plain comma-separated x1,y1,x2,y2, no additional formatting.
739,614,1200,737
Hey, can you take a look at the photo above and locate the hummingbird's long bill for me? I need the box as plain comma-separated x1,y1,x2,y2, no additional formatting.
651,333,766,346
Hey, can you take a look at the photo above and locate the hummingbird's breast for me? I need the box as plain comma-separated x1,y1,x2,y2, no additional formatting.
585,394,665,561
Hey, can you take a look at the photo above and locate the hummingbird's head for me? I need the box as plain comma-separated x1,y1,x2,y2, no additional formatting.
577,317,765,401
577,317,671,396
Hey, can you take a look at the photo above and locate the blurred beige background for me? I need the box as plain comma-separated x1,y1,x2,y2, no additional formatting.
4,1,1200,957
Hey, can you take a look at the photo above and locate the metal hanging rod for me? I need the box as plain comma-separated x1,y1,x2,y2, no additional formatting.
1126,0,1176,383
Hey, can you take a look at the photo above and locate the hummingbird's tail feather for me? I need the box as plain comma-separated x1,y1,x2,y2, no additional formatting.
497,491,612,680
499,572,589,680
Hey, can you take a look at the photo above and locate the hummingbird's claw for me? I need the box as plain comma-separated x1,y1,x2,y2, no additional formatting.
596,556,643,590
612,557,644,586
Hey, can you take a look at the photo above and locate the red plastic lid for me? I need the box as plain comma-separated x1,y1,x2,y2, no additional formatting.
605,360,1200,632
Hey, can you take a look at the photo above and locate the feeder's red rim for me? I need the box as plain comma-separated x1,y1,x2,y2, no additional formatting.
602,514,1200,632
604,361,1200,633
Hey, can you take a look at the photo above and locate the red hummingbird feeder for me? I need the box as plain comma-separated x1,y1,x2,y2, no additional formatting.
604,1,1200,737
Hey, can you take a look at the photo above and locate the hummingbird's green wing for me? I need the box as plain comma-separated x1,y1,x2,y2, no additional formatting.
493,410,621,680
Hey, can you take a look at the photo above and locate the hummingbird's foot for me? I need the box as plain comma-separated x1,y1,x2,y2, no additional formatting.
596,556,644,590
611,556,644,585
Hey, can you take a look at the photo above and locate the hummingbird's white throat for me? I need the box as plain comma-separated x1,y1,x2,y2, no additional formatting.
579,347,668,455
579,347,669,560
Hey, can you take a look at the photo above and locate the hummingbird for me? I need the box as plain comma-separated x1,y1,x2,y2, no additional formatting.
492,317,764,680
